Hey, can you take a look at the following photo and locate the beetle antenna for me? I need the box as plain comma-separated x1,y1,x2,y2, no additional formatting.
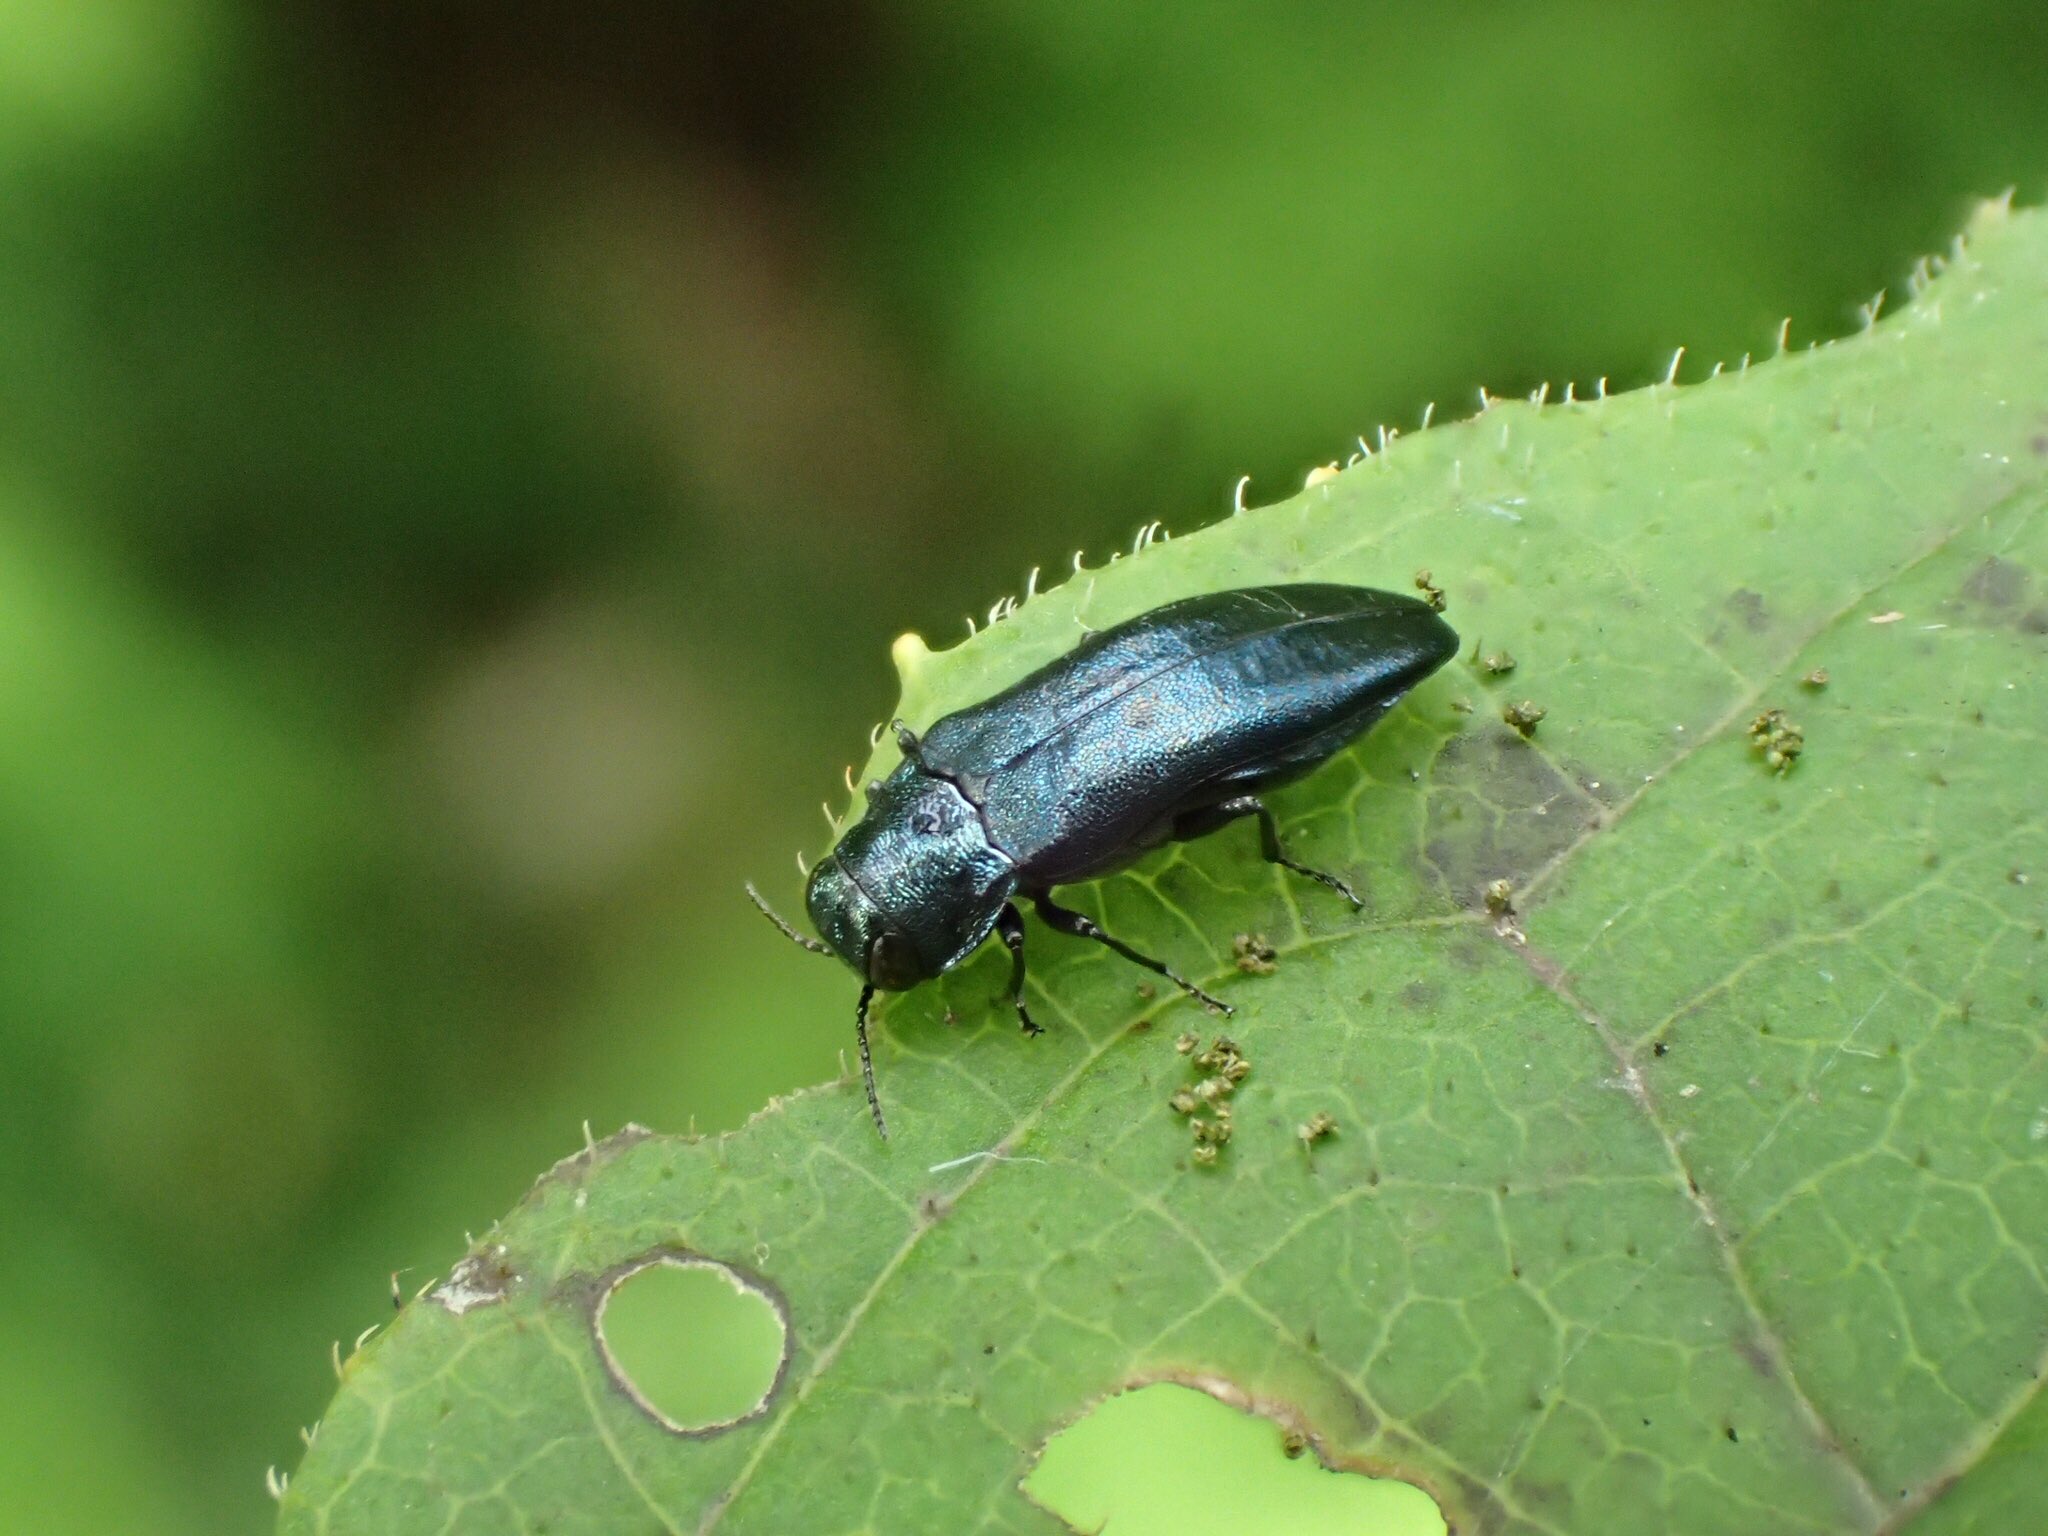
855,983,889,1140
746,882,832,955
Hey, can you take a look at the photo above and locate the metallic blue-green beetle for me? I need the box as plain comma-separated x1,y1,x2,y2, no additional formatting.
752,583,1458,1137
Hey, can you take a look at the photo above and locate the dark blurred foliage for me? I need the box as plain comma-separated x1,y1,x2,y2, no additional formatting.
0,3,2043,1529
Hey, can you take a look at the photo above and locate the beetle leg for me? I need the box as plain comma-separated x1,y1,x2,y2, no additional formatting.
1030,893,1233,1015
1211,795,1364,909
854,983,889,1141
994,903,1043,1036
891,718,924,765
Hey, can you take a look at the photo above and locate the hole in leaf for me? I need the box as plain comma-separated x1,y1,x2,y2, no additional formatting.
593,1254,789,1434
1023,1382,1446,1536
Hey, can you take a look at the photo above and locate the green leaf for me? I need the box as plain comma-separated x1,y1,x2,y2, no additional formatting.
279,198,2048,1535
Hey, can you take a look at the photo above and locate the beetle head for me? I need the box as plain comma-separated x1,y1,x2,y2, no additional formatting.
803,859,925,987
805,765,1016,989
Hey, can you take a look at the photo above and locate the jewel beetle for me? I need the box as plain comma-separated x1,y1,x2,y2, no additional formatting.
751,582,1459,1138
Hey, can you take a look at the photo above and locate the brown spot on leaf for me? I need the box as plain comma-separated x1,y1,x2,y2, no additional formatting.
1732,1333,1778,1381
537,1122,655,1194
429,1249,518,1316
1725,589,1771,633
1445,936,1492,970
1422,728,1597,904
1961,556,2029,609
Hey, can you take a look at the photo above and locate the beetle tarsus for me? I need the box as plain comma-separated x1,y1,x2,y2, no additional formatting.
995,904,1043,1035
1030,893,1232,1014
891,718,923,764
855,983,889,1140
1215,794,1365,909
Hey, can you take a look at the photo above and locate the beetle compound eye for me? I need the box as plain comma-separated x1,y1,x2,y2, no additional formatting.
868,933,925,990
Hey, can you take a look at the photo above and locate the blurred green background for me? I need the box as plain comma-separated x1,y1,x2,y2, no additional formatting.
2,2,2044,1530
